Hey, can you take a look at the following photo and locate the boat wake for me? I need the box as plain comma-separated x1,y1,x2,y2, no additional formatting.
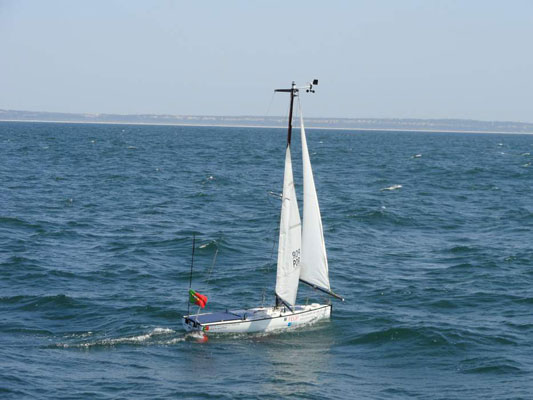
52,327,195,349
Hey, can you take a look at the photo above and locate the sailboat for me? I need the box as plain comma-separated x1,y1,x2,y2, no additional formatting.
183,80,344,334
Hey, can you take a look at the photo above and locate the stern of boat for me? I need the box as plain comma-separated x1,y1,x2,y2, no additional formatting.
182,316,199,332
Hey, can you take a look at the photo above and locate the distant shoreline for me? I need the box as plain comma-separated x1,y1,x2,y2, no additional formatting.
1,118,532,135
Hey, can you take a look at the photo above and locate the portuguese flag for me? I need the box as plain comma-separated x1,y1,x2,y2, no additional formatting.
189,289,208,308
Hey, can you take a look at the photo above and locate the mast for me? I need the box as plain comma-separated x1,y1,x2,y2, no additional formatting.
275,81,297,146
287,81,295,146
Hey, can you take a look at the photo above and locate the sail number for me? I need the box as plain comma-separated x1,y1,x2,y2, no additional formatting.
292,249,301,267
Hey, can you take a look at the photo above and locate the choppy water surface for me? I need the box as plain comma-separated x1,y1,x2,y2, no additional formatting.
1,121,532,399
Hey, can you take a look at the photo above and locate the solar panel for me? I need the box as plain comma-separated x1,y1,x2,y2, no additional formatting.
188,312,242,324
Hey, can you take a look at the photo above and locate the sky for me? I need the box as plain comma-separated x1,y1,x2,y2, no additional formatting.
1,0,532,122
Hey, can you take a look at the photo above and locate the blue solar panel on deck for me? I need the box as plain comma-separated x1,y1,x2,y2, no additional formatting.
188,312,242,324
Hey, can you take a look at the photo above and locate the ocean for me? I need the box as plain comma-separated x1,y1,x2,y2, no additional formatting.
1,121,532,399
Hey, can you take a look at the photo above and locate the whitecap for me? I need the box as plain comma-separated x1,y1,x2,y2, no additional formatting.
381,184,402,191
63,331,93,339
202,175,215,185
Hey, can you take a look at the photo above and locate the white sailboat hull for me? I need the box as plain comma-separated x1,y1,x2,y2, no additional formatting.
183,303,331,334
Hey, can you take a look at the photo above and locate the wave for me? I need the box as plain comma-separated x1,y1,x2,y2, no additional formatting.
345,326,451,347
427,299,458,309
0,216,42,229
459,357,526,375
341,323,519,350
347,208,419,227
1,294,87,311
2,255,43,269
1,327,54,335
445,245,477,254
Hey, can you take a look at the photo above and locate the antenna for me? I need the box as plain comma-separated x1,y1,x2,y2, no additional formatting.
187,234,196,315
306,79,319,93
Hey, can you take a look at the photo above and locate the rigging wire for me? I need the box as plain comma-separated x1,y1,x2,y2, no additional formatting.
262,189,282,306
264,91,277,118
204,245,219,286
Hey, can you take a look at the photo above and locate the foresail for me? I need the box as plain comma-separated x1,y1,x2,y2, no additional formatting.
299,100,331,293
275,145,302,309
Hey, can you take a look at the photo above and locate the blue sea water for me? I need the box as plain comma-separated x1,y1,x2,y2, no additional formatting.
1,121,532,399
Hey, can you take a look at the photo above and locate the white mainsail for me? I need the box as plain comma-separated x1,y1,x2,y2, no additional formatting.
298,100,331,292
275,145,302,308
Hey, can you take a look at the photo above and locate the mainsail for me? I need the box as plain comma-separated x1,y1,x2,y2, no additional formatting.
298,99,339,298
275,145,302,309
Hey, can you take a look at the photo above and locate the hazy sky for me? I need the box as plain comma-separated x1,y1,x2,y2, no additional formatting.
1,0,532,121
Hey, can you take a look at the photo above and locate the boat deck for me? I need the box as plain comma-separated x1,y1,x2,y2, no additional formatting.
187,312,242,324
184,305,321,326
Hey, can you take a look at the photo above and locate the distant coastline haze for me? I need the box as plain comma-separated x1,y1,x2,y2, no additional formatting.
1,109,533,134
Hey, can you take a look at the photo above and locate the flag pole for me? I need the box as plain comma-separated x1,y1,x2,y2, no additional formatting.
188,234,196,315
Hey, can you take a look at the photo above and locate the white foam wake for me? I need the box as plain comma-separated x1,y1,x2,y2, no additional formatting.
55,327,181,348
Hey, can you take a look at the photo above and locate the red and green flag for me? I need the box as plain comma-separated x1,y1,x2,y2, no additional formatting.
189,289,208,308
